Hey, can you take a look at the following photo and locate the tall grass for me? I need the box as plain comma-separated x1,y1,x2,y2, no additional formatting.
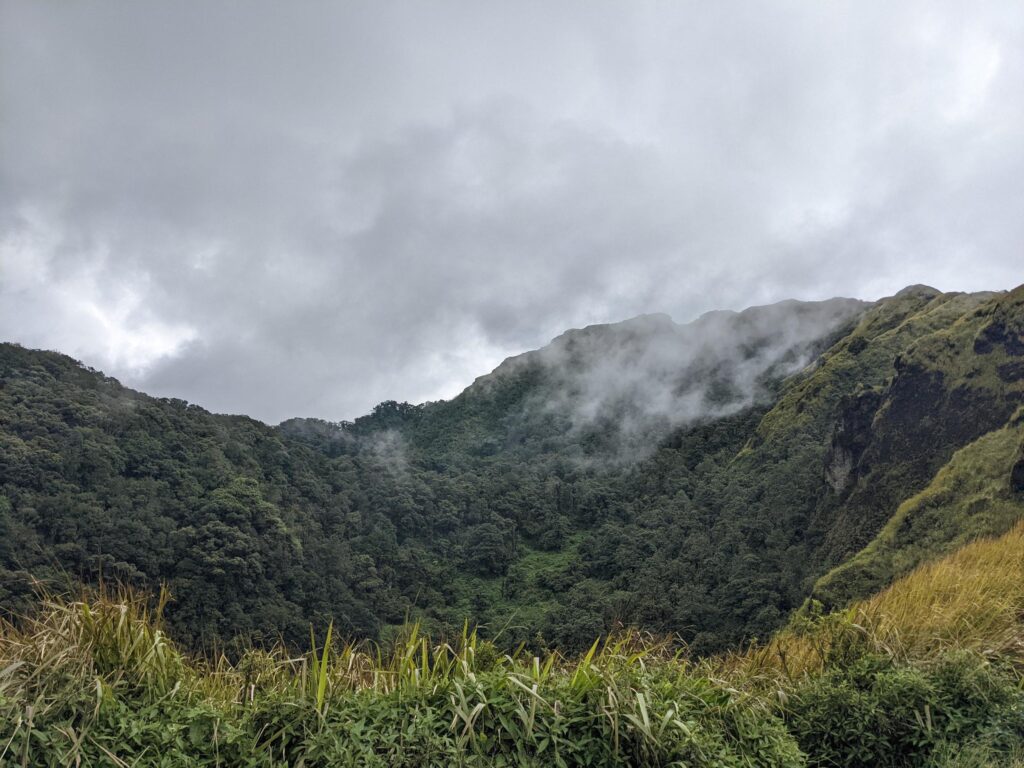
0,592,802,766
723,520,1024,687
3,523,1024,765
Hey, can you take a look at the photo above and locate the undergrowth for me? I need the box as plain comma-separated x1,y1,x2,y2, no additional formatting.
3,521,1024,766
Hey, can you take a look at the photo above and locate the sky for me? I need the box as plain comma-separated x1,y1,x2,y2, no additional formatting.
1,1,1022,423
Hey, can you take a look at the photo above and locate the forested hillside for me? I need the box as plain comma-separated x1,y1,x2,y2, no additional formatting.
2,284,1023,655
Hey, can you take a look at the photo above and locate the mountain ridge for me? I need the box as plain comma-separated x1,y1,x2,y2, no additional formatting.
2,284,1022,656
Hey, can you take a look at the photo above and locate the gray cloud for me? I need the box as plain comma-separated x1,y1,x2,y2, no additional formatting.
1,1,1022,423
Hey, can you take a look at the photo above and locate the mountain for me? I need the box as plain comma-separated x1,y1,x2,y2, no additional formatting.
2,285,1023,655
283,296,866,463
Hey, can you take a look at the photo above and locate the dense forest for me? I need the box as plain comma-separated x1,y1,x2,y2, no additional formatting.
2,284,1023,658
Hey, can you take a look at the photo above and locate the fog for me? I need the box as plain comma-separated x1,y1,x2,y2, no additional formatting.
475,297,869,458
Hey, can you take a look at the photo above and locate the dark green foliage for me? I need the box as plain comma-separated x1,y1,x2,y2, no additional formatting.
2,286,1024,658
0,342,457,648
788,652,1024,767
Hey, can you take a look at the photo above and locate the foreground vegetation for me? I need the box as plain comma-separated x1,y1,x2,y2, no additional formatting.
4,522,1024,766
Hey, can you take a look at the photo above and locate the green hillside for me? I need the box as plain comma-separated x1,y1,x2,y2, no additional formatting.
813,407,1024,608
2,285,1023,658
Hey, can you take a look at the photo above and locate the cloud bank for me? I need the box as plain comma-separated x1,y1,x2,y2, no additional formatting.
1,1,1022,422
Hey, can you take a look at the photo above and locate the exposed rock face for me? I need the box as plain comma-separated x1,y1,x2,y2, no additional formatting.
825,447,855,494
1012,458,1024,494
1012,443,1024,493
821,351,1022,563
998,361,1024,383
825,389,883,492
975,321,1024,355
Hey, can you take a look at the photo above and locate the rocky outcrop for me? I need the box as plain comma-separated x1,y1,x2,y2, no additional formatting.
974,320,1024,356
820,355,1020,563
824,389,883,492
1011,455,1024,494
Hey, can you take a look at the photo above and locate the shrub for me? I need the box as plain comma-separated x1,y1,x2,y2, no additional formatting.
788,652,1024,767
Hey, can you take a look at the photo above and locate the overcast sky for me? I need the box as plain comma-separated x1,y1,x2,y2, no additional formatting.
2,2,1022,423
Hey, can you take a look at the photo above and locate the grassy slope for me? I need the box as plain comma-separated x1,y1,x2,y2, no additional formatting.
812,407,1024,608
746,286,988,447
731,517,1024,682
856,517,1024,656
806,286,1024,606
730,522,1024,767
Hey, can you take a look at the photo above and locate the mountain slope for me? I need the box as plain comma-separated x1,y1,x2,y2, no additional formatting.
0,343,460,647
814,286,1024,566
286,297,867,464
2,285,1023,655
812,407,1024,609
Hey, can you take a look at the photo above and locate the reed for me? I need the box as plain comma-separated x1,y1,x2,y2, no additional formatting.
3,523,1024,765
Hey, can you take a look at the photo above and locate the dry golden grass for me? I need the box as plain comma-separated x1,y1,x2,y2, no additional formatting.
722,520,1024,685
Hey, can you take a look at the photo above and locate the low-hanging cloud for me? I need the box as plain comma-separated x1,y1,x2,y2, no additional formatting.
1,1,1022,423
475,297,867,460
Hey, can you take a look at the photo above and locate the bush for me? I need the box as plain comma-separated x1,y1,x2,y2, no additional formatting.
788,652,1024,767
